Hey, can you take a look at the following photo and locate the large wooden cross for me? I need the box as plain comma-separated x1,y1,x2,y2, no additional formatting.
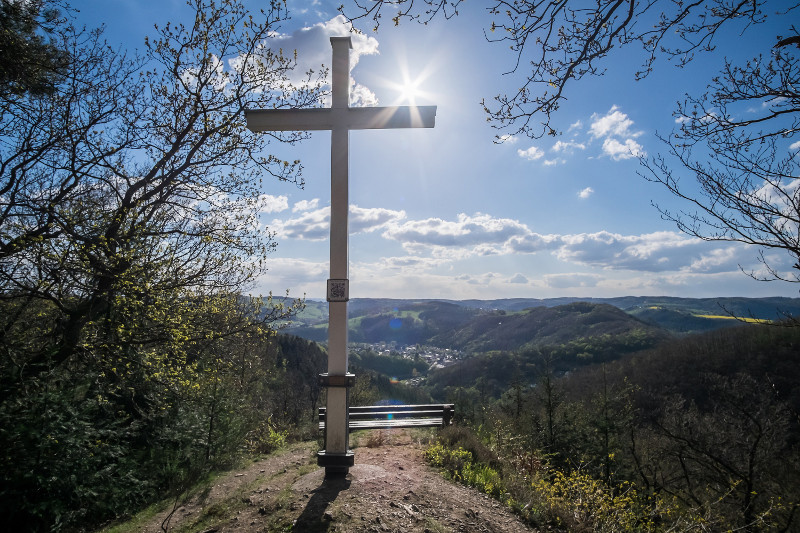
246,36,436,477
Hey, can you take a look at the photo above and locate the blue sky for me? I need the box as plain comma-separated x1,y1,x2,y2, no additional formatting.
79,0,798,300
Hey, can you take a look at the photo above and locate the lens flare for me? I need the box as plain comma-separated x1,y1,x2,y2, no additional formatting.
380,46,442,107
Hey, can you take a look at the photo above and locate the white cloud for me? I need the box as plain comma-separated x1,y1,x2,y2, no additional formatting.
344,267,511,299
752,178,800,217
790,140,800,151
552,140,586,153
686,246,742,273
543,273,601,289
554,230,728,273
578,187,594,199
518,146,545,160
497,134,519,144
590,106,640,139
350,81,378,107
275,206,330,240
675,111,717,125
602,137,645,160
588,106,646,160
253,227,792,299
505,232,561,253
293,198,320,212
382,212,530,249
274,204,405,240
266,203,787,298
253,257,328,295
367,255,447,270
350,205,406,233
264,16,380,106
258,194,289,213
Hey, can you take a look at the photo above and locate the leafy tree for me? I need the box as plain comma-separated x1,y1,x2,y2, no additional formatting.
0,0,316,396
344,1,800,286
0,0,324,528
0,0,70,95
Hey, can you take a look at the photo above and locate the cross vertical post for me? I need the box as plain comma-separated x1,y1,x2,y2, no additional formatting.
324,37,353,475
245,36,436,477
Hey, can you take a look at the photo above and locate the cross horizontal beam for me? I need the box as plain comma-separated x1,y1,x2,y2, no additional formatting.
245,105,437,131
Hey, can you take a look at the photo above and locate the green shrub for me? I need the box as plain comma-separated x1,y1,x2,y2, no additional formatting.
246,419,288,454
424,443,507,500
425,433,667,532
436,425,498,467
531,470,655,532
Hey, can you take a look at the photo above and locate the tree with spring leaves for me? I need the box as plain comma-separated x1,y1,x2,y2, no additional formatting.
0,0,71,96
343,0,800,288
0,0,319,395
0,0,324,528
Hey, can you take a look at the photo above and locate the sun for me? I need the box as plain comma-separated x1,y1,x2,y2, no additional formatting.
372,45,443,107
398,76,422,105
385,55,437,106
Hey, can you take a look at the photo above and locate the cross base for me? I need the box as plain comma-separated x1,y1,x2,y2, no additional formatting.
317,450,355,477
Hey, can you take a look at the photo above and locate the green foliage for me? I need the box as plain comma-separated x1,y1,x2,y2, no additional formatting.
432,303,669,354
349,348,429,379
446,323,800,532
344,369,433,406
425,426,710,532
0,0,325,529
531,471,655,532
427,324,662,402
0,294,328,531
246,418,289,455
436,425,498,466
0,0,70,95
290,297,800,343
424,444,505,499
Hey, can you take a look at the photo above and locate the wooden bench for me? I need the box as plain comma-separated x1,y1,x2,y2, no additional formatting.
318,403,455,431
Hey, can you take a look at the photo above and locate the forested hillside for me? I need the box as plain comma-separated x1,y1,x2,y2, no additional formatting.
429,302,668,352
443,323,800,532
287,296,800,340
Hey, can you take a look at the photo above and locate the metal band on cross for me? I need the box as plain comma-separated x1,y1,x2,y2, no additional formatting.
246,36,437,476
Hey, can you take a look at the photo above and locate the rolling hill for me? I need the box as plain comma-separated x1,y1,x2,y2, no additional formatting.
283,296,799,348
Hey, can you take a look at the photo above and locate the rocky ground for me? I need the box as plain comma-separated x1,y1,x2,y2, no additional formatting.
129,430,537,532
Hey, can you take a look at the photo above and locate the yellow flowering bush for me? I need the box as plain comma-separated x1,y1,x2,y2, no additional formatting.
531,470,654,532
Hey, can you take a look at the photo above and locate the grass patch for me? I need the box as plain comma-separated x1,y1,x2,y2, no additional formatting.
695,314,770,323
424,517,450,532
97,468,223,533
98,443,316,533
98,502,165,533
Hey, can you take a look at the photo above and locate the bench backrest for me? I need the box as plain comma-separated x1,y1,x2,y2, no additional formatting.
318,403,455,430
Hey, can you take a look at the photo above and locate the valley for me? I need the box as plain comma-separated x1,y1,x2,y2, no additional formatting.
280,296,800,396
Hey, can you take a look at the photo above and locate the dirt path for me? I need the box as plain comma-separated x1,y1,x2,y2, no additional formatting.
135,430,538,532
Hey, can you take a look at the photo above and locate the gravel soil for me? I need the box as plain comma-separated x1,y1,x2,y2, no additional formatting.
130,429,538,533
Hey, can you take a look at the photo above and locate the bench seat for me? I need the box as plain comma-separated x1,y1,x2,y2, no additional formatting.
319,403,454,431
